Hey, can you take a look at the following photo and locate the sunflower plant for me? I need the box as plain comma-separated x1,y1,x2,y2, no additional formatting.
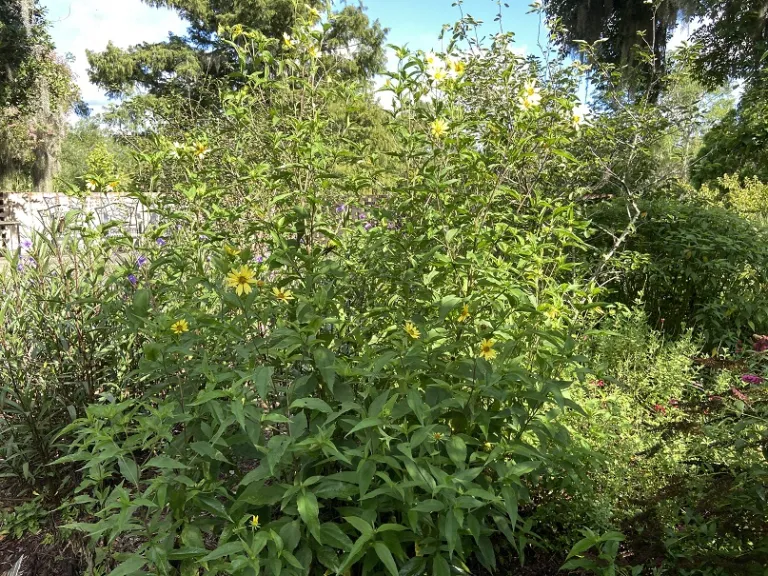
58,19,603,576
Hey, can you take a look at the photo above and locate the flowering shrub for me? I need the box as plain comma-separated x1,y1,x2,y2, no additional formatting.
3,12,766,576
44,22,612,576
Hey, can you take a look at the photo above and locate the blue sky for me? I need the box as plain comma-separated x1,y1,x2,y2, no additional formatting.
42,0,543,112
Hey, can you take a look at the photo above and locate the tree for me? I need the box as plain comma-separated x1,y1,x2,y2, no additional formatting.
690,0,768,87
691,77,768,187
86,0,387,101
544,0,691,95
544,0,768,91
0,0,78,191
652,53,733,185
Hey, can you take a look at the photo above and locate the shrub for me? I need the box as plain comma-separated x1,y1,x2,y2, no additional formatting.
591,199,768,346
0,217,144,495
48,22,610,576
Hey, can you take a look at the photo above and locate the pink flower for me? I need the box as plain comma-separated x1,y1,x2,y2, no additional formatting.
594,379,606,388
741,374,764,385
653,404,666,414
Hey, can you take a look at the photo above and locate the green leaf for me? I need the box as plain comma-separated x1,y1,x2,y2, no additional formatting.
132,289,151,317
438,295,462,320
501,486,518,529
412,500,445,513
297,490,320,531
444,509,459,557
190,442,230,463
107,556,146,576
231,398,246,430
319,522,354,551
432,554,450,576
377,524,408,532
374,542,399,576
238,464,270,487
477,535,496,571
508,460,540,477
347,417,383,436
344,516,374,537
279,521,301,552
290,398,333,413
267,435,292,473
145,456,189,470
314,346,336,393
400,557,427,576
357,459,376,496
200,541,244,562
253,366,274,400
446,436,467,466
167,547,208,560
337,532,372,575
118,458,140,487
196,495,231,520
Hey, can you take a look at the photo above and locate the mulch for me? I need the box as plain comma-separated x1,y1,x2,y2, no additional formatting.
0,533,85,576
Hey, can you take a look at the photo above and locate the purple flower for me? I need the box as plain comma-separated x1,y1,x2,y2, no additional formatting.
253,251,271,264
137,255,149,268
156,237,167,247
21,239,32,251
364,222,373,231
358,212,367,220
128,274,138,287
741,374,764,385
16,262,24,272
753,337,768,352
335,204,346,213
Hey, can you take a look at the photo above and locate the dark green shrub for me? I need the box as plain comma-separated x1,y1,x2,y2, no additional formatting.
592,199,768,346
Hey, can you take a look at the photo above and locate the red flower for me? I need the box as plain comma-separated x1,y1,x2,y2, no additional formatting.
595,379,606,388
653,404,666,414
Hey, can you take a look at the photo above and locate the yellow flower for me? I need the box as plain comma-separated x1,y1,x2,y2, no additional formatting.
283,33,294,49
457,304,470,323
478,338,497,361
425,51,440,68
428,66,448,83
226,265,257,296
194,143,209,159
272,287,295,302
250,515,259,528
450,59,466,76
404,321,421,339
519,80,542,110
225,245,241,256
430,118,448,138
308,44,320,59
171,319,189,335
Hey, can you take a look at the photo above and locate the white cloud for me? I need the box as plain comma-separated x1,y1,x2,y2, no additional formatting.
44,0,186,113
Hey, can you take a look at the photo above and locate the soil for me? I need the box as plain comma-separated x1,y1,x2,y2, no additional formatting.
0,533,85,576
